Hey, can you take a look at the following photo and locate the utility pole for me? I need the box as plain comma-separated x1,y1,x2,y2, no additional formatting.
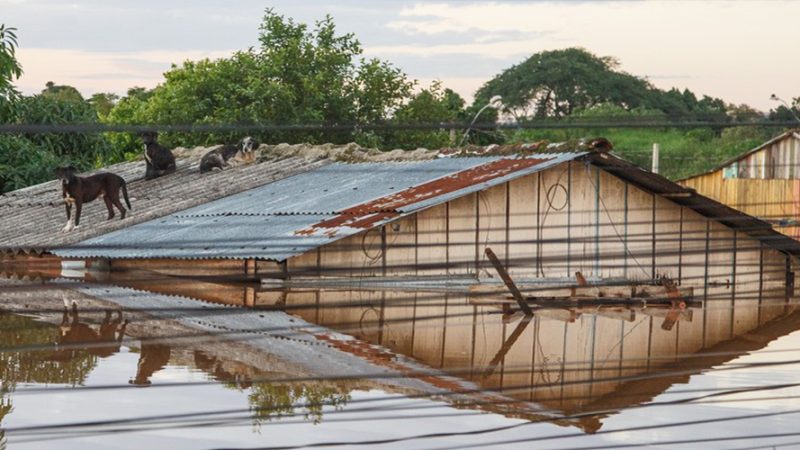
652,143,660,174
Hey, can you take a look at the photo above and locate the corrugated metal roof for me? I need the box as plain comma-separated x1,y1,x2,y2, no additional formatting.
54,153,581,260
0,154,331,255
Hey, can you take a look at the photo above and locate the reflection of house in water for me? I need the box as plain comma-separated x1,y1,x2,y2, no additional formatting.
275,287,799,431
57,269,800,432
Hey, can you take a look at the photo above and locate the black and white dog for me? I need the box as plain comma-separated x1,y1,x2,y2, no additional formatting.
140,131,176,180
199,136,259,173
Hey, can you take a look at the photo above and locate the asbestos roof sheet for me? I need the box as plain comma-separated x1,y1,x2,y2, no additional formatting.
54,153,582,261
0,154,330,255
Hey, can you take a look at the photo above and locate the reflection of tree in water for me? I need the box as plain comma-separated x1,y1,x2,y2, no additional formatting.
246,382,350,426
193,350,350,426
0,313,98,436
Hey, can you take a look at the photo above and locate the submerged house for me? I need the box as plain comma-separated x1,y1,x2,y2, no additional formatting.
4,138,800,432
679,130,800,238
1,138,798,299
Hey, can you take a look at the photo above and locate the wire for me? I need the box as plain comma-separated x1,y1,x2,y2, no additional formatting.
0,120,798,135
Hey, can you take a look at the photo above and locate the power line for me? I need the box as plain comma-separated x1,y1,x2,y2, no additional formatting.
0,120,797,135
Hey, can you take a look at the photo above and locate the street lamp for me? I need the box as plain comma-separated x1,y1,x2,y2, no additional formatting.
770,93,800,123
460,95,503,147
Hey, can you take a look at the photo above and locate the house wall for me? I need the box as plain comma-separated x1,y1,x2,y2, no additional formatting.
284,160,796,295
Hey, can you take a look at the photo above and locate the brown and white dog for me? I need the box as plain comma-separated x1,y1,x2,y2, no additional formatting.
55,166,131,232
199,136,258,173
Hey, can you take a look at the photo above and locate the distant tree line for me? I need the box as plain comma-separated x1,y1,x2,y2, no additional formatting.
1,11,798,192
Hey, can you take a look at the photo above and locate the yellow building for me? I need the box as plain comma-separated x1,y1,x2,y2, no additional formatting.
679,130,800,238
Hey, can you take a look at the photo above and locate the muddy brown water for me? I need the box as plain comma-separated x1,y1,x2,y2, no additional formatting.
2,270,800,449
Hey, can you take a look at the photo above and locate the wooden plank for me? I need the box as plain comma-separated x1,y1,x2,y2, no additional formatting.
597,170,627,279
385,216,416,277
477,183,508,279
447,192,477,276
507,174,538,279
417,203,448,277
538,164,570,277
485,247,533,315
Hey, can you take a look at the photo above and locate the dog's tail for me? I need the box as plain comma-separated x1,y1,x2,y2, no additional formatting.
122,180,132,210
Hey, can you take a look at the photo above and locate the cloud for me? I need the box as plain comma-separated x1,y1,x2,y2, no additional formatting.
375,1,800,110
15,48,235,96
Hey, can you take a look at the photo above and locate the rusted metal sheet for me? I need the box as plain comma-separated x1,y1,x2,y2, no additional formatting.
296,158,549,234
55,154,579,261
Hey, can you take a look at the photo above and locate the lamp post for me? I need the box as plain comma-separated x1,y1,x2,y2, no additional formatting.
460,95,502,147
770,94,800,123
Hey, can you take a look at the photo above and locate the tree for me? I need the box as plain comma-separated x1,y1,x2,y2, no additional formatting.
768,96,800,123
105,9,415,154
0,24,22,121
475,48,730,124
475,48,653,120
41,81,84,103
89,92,119,117
387,81,466,149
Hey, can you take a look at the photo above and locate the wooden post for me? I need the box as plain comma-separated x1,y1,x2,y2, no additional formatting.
484,247,533,315
652,143,660,174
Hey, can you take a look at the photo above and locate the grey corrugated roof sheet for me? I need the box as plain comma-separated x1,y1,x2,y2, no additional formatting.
0,153,330,254
54,153,582,260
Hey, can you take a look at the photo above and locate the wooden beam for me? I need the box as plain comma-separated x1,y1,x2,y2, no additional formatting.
484,247,533,315
481,315,533,379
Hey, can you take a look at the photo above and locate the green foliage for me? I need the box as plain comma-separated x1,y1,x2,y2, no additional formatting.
104,9,417,156
0,314,98,428
0,24,22,121
475,47,729,123
476,48,652,119
246,382,350,425
0,85,112,193
0,134,63,192
768,96,800,123
41,81,84,103
88,92,119,117
384,81,466,149
507,121,775,180
102,86,153,162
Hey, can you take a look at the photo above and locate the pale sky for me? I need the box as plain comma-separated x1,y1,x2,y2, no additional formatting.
3,0,799,111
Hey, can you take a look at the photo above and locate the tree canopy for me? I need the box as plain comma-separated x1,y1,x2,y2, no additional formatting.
0,25,22,121
475,47,728,122
106,9,427,154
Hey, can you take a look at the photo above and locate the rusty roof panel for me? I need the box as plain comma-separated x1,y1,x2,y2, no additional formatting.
54,153,580,260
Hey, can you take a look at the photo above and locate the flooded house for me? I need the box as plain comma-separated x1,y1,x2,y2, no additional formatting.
1,138,799,310
8,138,794,297
679,130,800,238
2,139,800,442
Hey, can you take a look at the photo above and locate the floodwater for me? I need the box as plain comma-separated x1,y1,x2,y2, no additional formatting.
2,270,800,449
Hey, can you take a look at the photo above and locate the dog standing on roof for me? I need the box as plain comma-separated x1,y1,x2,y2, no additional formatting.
140,131,176,180
55,166,131,232
199,136,259,173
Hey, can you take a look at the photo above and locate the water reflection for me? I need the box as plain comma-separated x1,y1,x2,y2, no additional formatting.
56,304,127,361
2,265,800,437
267,285,799,431
0,303,353,434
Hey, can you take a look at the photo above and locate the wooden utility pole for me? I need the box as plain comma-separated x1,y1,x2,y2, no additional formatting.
652,143,660,174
